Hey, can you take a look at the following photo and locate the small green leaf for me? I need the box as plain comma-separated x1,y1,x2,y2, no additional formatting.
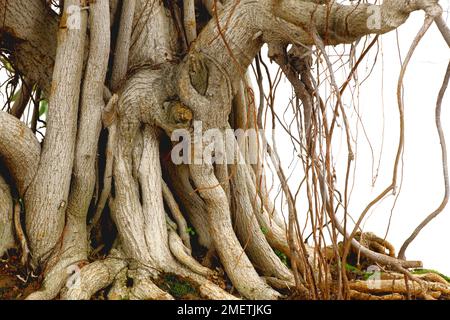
186,227,196,236
0,57,15,73
39,99,48,117
11,90,20,102
274,249,290,267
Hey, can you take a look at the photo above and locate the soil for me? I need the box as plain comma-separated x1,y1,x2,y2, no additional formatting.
0,249,41,300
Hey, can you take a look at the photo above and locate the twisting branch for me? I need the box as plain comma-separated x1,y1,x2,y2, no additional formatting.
398,60,450,259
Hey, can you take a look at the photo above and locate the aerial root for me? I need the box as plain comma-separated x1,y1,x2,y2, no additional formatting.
62,250,127,300
168,228,214,277
163,181,192,250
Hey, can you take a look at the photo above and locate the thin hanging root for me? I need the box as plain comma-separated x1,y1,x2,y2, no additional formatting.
90,94,119,231
163,181,192,250
398,59,450,259
13,202,30,265
340,14,436,266
63,250,127,300
168,228,213,277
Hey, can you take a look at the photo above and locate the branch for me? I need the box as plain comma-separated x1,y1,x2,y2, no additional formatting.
271,0,440,45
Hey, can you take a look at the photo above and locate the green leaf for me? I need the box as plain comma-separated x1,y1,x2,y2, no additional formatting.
274,249,290,267
39,99,48,117
0,57,15,73
11,90,20,102
186,227,196,236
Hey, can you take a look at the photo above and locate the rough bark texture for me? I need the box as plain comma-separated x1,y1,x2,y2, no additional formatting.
0,0,446,301
0,175,14,256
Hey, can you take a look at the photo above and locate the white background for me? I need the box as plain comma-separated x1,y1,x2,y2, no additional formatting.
259,2,450,274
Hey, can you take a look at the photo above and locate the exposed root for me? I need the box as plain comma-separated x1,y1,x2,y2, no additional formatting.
231,160,293,281
164,162,214,250
356,232,395,257
416,272,449,285
349,278,450,300
13,202,30,265
0,175,15,257
107,268,130,300
62,250,127,300
168,228,213,277
171,267,239,300
128,268,174,300
264,276,295,291
163,181,191,250
26,261,71,300
190,162,281,300
90,94,119,231
349,290,404,300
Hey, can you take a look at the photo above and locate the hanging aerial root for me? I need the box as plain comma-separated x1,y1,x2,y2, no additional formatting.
398,59,450,259
90,94,119,231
